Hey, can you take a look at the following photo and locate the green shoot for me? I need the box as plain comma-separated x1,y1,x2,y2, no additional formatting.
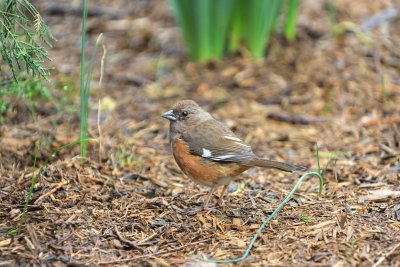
19,141,40,228
298,213,313,223
346,239,357,266
324,0,337,24
316,142,321,174
108,144,142,168
79,0,104,160
381,74,389,110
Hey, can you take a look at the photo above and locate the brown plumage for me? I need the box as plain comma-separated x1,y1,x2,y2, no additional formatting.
162,100,306,209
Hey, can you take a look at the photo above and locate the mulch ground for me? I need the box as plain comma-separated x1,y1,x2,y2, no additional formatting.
1,0,399,266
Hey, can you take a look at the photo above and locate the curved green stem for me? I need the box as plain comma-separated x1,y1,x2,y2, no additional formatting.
192,171,324,263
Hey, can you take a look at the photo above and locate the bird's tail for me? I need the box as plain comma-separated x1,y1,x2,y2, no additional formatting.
246,158,307,172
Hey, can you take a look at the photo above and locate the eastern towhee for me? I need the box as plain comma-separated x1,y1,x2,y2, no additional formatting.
162,100,306,209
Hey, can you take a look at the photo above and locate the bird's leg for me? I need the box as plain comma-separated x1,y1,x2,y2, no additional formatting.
202,185,217,209
217,185,228,206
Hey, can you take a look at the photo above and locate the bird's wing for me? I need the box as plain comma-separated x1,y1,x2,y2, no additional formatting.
181,119,256,163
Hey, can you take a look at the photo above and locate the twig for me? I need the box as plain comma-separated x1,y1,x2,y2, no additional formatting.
362,116,400,127
34,179,68,204
57,231,74,245
358,190,400,203
98,239,210,264
379,143,398,155
43,3,123,19
372,242,400,267
114,226,144,252
26,224,41,252
361,7,400,33
266,112,330,125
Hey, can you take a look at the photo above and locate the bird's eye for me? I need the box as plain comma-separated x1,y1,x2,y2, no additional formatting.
182,111,188,117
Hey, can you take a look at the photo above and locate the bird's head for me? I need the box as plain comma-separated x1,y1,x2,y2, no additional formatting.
162,100,212,134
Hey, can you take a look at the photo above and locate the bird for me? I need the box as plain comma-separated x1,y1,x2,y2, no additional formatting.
162,100,306,210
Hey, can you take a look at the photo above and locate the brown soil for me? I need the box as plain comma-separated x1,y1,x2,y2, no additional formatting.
1,0,399,266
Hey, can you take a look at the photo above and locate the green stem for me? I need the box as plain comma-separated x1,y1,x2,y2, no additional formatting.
79,0,88,159
192,171,324,263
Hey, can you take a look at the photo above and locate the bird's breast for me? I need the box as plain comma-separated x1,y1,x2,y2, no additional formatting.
171,139,249,186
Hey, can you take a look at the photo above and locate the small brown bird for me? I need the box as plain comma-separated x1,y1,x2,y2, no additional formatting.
162,100,306,209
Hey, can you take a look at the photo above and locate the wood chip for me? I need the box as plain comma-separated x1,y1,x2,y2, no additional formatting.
0,239,11,247
358,190,400,203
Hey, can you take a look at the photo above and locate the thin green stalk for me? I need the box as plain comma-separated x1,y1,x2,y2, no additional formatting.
316,143,321,174
79,0,88,159
79,0,103,161
85,33,103,103
18,141,40,229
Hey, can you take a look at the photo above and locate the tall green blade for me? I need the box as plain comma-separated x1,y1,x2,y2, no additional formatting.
169,0,235,62
229,0,246,53
194,0,211,61
79,0,88,159
210,0,236,58
169,0,196,60
245,0,283,58
284,0,299,42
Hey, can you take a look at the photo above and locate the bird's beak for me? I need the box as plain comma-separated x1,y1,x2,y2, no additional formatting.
161,110,177,121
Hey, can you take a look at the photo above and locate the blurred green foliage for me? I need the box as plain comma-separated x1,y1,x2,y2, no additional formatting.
169,0,299,61
0,75,50,121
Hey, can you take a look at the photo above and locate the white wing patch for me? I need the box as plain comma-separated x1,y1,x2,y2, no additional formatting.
223,135,250,147
223,135,243,142
202,148,212,157
211,154,236,160
199,136,251,161
201,149,236,161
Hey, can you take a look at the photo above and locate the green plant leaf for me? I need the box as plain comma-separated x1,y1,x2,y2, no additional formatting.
284,0,299,42
169,0,235,62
